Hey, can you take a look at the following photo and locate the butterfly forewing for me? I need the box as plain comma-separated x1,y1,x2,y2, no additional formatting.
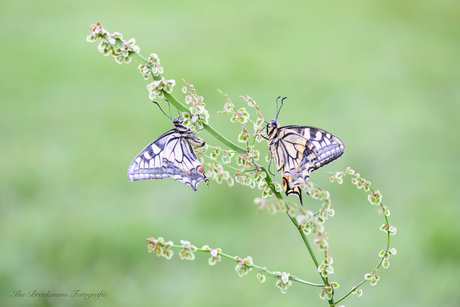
128,120,208,191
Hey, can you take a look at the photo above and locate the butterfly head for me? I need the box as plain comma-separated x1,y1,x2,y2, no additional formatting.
172,117,190,133
266,118,280,139
172,118,183,125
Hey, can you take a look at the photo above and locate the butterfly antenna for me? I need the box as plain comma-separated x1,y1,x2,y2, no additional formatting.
164,99,174,119
275,96,281,119
275,96,287,120
152,100,172,120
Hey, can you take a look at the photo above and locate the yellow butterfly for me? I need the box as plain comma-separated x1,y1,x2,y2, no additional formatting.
265,98,344,204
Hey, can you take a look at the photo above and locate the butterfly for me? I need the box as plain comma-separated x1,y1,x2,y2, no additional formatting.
127,117,209,190
265,97,345,205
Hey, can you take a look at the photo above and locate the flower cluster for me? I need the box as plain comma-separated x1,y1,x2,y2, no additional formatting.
147,237,174,259
256,270,266,283
199,146,235,186
221,150,236,164
317,198,335,221
217,92,265,144
209,146,221,160
317,253,334,277
296,209,314,226
138,53,164,80
87,22,140,64
181,80,210,131
237,125,250,143
217,92,235,115
352,286,363,297
207,161,234,186
234,256,253,277
254,198,289,215
319,282,339,301
205,143,273,199
328,167,371,191
273,272,293,294
379,247,397,269
202,245,222,265
147,238,225,267
239,95,265,143
364,272,381,286
314,230,330,251
237,167,281,199
368,190,383,205
235,146,261,169
302,219,324,236
377,205,390,217
380,223,397,235
146,78,175,100
179,240,198,260
231,108,250,125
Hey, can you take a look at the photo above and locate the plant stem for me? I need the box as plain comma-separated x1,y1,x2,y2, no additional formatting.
121,43,247,155
258,165,333,303
188,247,324,287
163,92,247,154
126,42,330,298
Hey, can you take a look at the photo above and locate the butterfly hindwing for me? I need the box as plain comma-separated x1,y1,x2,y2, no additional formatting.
128,119,208,191
267,120,344,204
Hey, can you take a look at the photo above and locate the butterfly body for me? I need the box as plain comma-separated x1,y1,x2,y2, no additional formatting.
128,118,208,190
266,119,344,204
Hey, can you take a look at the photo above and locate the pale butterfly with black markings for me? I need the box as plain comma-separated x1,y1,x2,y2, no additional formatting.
264,97,344,205
128,117,208,190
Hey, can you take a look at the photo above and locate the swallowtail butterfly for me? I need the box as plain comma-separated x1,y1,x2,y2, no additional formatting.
265,98,344,204
128,118,208,190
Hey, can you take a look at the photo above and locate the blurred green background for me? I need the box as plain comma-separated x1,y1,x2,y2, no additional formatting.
1,0,459,306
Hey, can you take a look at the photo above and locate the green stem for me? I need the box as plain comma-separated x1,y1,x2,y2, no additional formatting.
286,210,334,306
170,246,324,287
122,44,248,155
129,49,148,64
258,164,332,302
162,93,247,154
118,39,330,298
334,187,391,305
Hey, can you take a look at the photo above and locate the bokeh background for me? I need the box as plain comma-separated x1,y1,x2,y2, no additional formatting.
1,0,459,306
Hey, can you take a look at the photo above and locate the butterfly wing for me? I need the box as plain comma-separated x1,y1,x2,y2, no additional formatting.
269,125,344,204
288,125,345,170
128,129,207,191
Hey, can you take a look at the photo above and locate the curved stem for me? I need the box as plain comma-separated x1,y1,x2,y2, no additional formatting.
334,187,391,305
258,164,331,299
189,248,324,287
118,38,330,297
